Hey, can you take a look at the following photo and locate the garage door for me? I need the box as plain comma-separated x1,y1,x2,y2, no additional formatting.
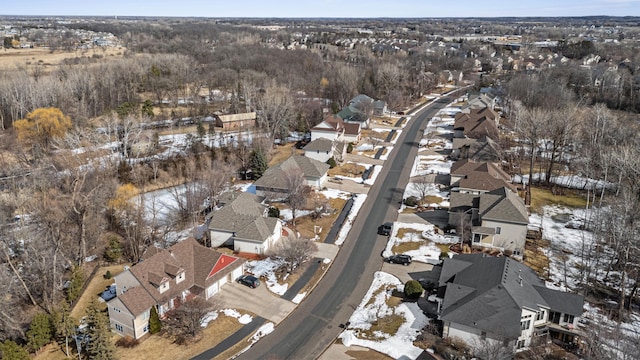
206,283,218,298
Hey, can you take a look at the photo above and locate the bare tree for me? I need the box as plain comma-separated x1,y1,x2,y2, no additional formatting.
412,175,434,206
253,83,295,141
269,233,318,274
282,168,310,227
469,336,513,360
163,297,218,344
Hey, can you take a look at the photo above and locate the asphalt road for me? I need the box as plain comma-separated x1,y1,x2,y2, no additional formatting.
237,95,460,360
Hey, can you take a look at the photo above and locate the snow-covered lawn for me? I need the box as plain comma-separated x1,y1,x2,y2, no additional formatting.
514,174,615,191
334,162,373,184
292,292,306,304
335,194,368,246
410,154,453,177
279,209,313,221
339,272,429,360
245,258,288,295
201,308,253,328
364,165,382,186
382,222,456,264
390,130,402,144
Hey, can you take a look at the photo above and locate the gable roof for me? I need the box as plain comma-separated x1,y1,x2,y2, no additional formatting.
115,238,244,316
343,122,361,136
253,155,330,190
233,216,280,242
304,138,334,152
439,254,583,339
479,187,528,224
217,112,256,122
312,115,344,133
454,109,499,140
451,160,516,193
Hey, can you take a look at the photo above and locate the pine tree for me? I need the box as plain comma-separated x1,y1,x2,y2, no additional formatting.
149,306,161,334
250,148,269,179
85,299,116,360
66,265,85,303
52,302,77,357
26,312,52,353
0,340,30,360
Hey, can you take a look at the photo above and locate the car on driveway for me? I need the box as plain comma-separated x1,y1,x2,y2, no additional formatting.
385,254,412,265
377,222,393,236
237,275,260,288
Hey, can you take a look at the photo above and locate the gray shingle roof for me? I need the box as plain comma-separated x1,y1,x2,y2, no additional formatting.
304,138,333,152
479,187,528,224
254,156,329,190
439,254,583,339
234,217,280,242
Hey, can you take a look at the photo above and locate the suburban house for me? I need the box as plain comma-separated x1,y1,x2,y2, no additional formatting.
214,112,256,131
451,136,503,162
453,107,500,140
448,187,528,255
450,160,517,194
373,100,388,116
253,155,330,197
337,94,377,128
311,115,361,143
434,253,583,353
303,138,346,163
107,238,245,339
207,192,282,255
463,93,497,111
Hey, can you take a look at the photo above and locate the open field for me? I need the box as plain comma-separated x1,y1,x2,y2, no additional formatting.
0,47,126,71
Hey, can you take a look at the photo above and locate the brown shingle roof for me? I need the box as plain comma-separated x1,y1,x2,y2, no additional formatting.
304,138,333,152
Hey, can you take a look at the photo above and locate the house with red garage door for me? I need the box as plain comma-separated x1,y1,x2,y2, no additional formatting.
107,238,245,339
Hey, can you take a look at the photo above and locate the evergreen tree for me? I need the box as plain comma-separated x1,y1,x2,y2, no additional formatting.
149,306,161,334
250,148,269,179
66,265,85,303
196,120,206,143
85,299,116,360
141,99,154,118
52,303,77,357
26,312,52,353
0,340,30,360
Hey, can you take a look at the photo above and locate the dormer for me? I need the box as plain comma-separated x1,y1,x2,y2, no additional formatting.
164,263,185,284
148,272,170,293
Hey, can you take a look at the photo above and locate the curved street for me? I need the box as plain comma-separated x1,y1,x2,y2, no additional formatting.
238,94,460,360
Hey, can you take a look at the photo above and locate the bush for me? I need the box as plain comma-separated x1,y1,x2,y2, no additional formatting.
104,270,112,280
115,336,139,348
439,251,449,260
404,280,423,299
404,196,418,207
347,142,354,153
268,206,280,218
326,157,337,168
149,306,161,334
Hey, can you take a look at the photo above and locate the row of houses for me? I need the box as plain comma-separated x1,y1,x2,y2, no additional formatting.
435,94,584,354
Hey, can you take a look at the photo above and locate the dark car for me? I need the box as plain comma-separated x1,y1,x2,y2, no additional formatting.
237,275,260,288
386,254,412,266
377,222,393,236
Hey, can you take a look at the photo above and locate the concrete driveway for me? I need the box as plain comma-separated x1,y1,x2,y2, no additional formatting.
381,261,434,283
218,282,295,323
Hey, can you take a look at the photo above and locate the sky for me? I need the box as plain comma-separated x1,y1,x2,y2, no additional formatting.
2,0,640,18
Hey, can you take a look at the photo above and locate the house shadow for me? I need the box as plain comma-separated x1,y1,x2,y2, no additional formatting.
414,209,449,229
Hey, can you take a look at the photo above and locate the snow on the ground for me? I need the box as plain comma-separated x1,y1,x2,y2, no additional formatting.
246,258,288,295
338,271,429,360
401,182,449,211
355,144,374,151
292,292,306,304
335,194,368,246
382,222,455,263
250,322,275,343
322,258,331,264
335,162,373,184
390,130,402,144
528,205,594,291
410,154,453,177
514,174,615,191
321,188,351,200
379,146,392,160
201,309,253,328
279,209,313,221
364,165,382,186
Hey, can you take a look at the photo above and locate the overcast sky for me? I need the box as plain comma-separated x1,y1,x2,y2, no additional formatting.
2,0,640,18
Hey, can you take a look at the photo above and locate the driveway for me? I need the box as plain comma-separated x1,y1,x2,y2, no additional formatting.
381,261,434,283
218,282,295,323
324,179,370,194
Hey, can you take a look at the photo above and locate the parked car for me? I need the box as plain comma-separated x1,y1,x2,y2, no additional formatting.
385,254,412,266
377,222,393,236
237,275,260,288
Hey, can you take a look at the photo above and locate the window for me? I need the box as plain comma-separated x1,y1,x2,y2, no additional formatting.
176,272,185,284
516,340,525,349
536,311,544,321
520,320,530,330
480,331,487,339
513,249,521,256
564,314,575,324
115,323,123,332
113,307,121,313
143,324,149,333
550,311,561,324
495,227,501,234
142,310,150,320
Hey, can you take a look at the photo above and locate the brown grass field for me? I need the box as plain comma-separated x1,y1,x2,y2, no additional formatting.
0,47,125,72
